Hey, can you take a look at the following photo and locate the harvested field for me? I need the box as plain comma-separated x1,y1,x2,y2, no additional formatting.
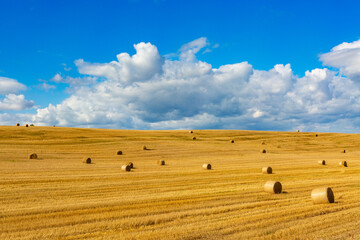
0,126,359,239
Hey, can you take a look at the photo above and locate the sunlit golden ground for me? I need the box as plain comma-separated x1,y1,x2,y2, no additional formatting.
0,126,359,239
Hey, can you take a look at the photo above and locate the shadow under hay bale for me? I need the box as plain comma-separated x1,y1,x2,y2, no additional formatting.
262,166,272,174
203,163,211,170
264,181,282,194
28,153,38,159
116,150,123,155
83,157,91,164
261,149,266,153
127,162,134,168
157,160,165,165
318,160,326,165
121,165,131,171
311,187,334,204
339,161,348,167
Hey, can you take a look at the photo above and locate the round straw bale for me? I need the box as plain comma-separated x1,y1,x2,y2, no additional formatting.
16,123,20,126
28,153,38,159
142,145,147,150
296,129,300,132
158,160,165,165
127,162,134,168
121,165,131,171
264,181,282,194
189,130,193,133
318,160,326,165
83,157,91,164
116,150,123,155
192,137,196,140
262,166,272,174
230,140,234,143
261,141,266,145
261,149,266,153
25,124,29,127
311,187,334,204
315,134,318,137
203,163,211,170
341,149,346,153
339,161,348,167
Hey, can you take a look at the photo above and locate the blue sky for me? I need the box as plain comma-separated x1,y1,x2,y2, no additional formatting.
1,0,360,132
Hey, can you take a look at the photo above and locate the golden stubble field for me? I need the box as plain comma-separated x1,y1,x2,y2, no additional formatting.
0,126,359,240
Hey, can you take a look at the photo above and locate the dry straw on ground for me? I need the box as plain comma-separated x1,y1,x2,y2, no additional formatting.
203,163,211,170
83,157,91,164
262,167,272,174
28,153,38,159
121,165,131,171
127,162,134,168
157,160,165,165
318,160,326,165
261,149,266,153
311,187,334,204
264,181,282,194
116,150,123,155
339,161,348,167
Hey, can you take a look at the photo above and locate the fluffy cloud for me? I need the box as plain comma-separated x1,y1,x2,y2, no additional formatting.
0,77,26,94
320,39,360,81
28,38,360,132
0,77,34,112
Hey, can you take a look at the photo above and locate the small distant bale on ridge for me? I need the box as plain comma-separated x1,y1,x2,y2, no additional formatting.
230,140,234,143
25,124,29,127
203,163,211,170
262,166,272,174
116,150,123,155
264,181,282,194
315,134,318,137
341,149,346,153
318,160,326,165
192,137,196,140
261,149,266,153
142,145,147,150
121,165,131,171
339,161,348,167
311,187,334,204
189,130,193,133
296,130,300,132
83,157,91,164
30,124,34,127
16,123,20,126
28,153,38,159
158,160,165,165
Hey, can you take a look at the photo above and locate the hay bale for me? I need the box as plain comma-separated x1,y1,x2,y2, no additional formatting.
16,123,20,126
157,160,165,165
261,149,266,153
311,187,334,204
116,150,123,155
142,145,147,150
315,134,318,137
121,165,131,171
230,140,234,143
192,137,196,140
25,124,29,127
203,163,211,170
189,130,193,133
318,160,326,165
30,124,34,127
264,181,282,194
127,162,134,168
262,166,272,174
296,130,300,132
28,153,38,159
261,141,266,145
83,157,91,164
341,149,346,153
339,161,348,167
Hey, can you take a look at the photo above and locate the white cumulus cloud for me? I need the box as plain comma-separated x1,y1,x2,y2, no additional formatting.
0,77,27,94
0,94,34,111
